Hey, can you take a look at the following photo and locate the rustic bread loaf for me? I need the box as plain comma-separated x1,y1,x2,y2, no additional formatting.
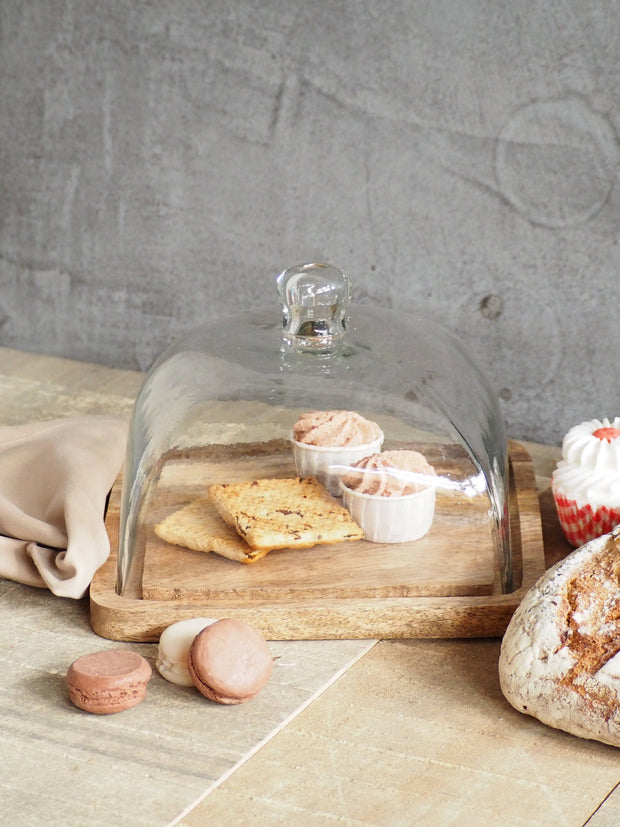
499,526,620,747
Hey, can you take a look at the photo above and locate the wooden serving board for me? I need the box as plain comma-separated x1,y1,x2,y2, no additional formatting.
90,440,547,642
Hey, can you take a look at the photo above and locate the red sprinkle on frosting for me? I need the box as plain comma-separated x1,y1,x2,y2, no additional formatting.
592,426,620,442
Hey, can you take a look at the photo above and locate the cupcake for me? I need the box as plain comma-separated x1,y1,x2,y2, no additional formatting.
292,410,383,495
551,417,620,547
340,449,437,543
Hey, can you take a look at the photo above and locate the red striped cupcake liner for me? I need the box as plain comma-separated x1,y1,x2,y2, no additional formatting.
553,492,620,547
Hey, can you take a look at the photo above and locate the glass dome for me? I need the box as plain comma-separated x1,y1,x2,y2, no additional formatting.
116,263,512,627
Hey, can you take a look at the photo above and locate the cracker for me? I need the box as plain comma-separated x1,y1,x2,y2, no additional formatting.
208,477,363,550
154,498,270,564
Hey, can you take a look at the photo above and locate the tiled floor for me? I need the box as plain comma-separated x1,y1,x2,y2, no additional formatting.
1,347,618,826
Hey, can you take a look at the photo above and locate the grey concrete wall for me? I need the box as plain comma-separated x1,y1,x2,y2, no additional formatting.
1,1,619,444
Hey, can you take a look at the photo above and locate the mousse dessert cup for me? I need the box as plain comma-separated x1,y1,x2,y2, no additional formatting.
292,410,383,495
340,449,437,543
551,417,620,547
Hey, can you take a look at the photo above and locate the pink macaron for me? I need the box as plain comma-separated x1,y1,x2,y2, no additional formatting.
187,619,273,704
67,649,152,714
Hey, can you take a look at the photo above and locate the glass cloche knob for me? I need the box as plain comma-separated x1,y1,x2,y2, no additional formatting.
276,262,351,353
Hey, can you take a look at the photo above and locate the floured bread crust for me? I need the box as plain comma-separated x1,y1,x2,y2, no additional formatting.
499,525,620,747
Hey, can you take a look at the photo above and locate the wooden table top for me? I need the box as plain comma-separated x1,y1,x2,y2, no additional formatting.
0,346,618,827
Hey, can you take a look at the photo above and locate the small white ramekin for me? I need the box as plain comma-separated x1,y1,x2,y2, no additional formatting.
341,484,436,543
292,437,384,496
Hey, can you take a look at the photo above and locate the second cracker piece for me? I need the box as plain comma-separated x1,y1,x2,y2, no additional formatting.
208,477,363,550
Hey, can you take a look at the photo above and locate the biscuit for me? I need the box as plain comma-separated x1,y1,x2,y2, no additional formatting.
208,477,363,550
154,498,270,563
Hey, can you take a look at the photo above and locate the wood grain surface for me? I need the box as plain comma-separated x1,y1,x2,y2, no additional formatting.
142,445,495,602
91,440,547,641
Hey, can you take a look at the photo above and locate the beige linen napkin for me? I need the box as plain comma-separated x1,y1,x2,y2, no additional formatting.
0,416,127,598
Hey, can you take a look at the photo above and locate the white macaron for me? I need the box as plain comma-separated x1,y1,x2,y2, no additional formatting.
156,617,217,686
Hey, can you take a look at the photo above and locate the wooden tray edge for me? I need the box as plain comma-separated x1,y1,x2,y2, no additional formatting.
90,440,547,642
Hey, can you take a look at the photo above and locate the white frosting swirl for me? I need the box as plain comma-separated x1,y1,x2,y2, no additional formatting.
552,417,620,508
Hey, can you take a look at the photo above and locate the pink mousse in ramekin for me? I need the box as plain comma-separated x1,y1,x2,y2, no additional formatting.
340,449,437,543
292,410,383,495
